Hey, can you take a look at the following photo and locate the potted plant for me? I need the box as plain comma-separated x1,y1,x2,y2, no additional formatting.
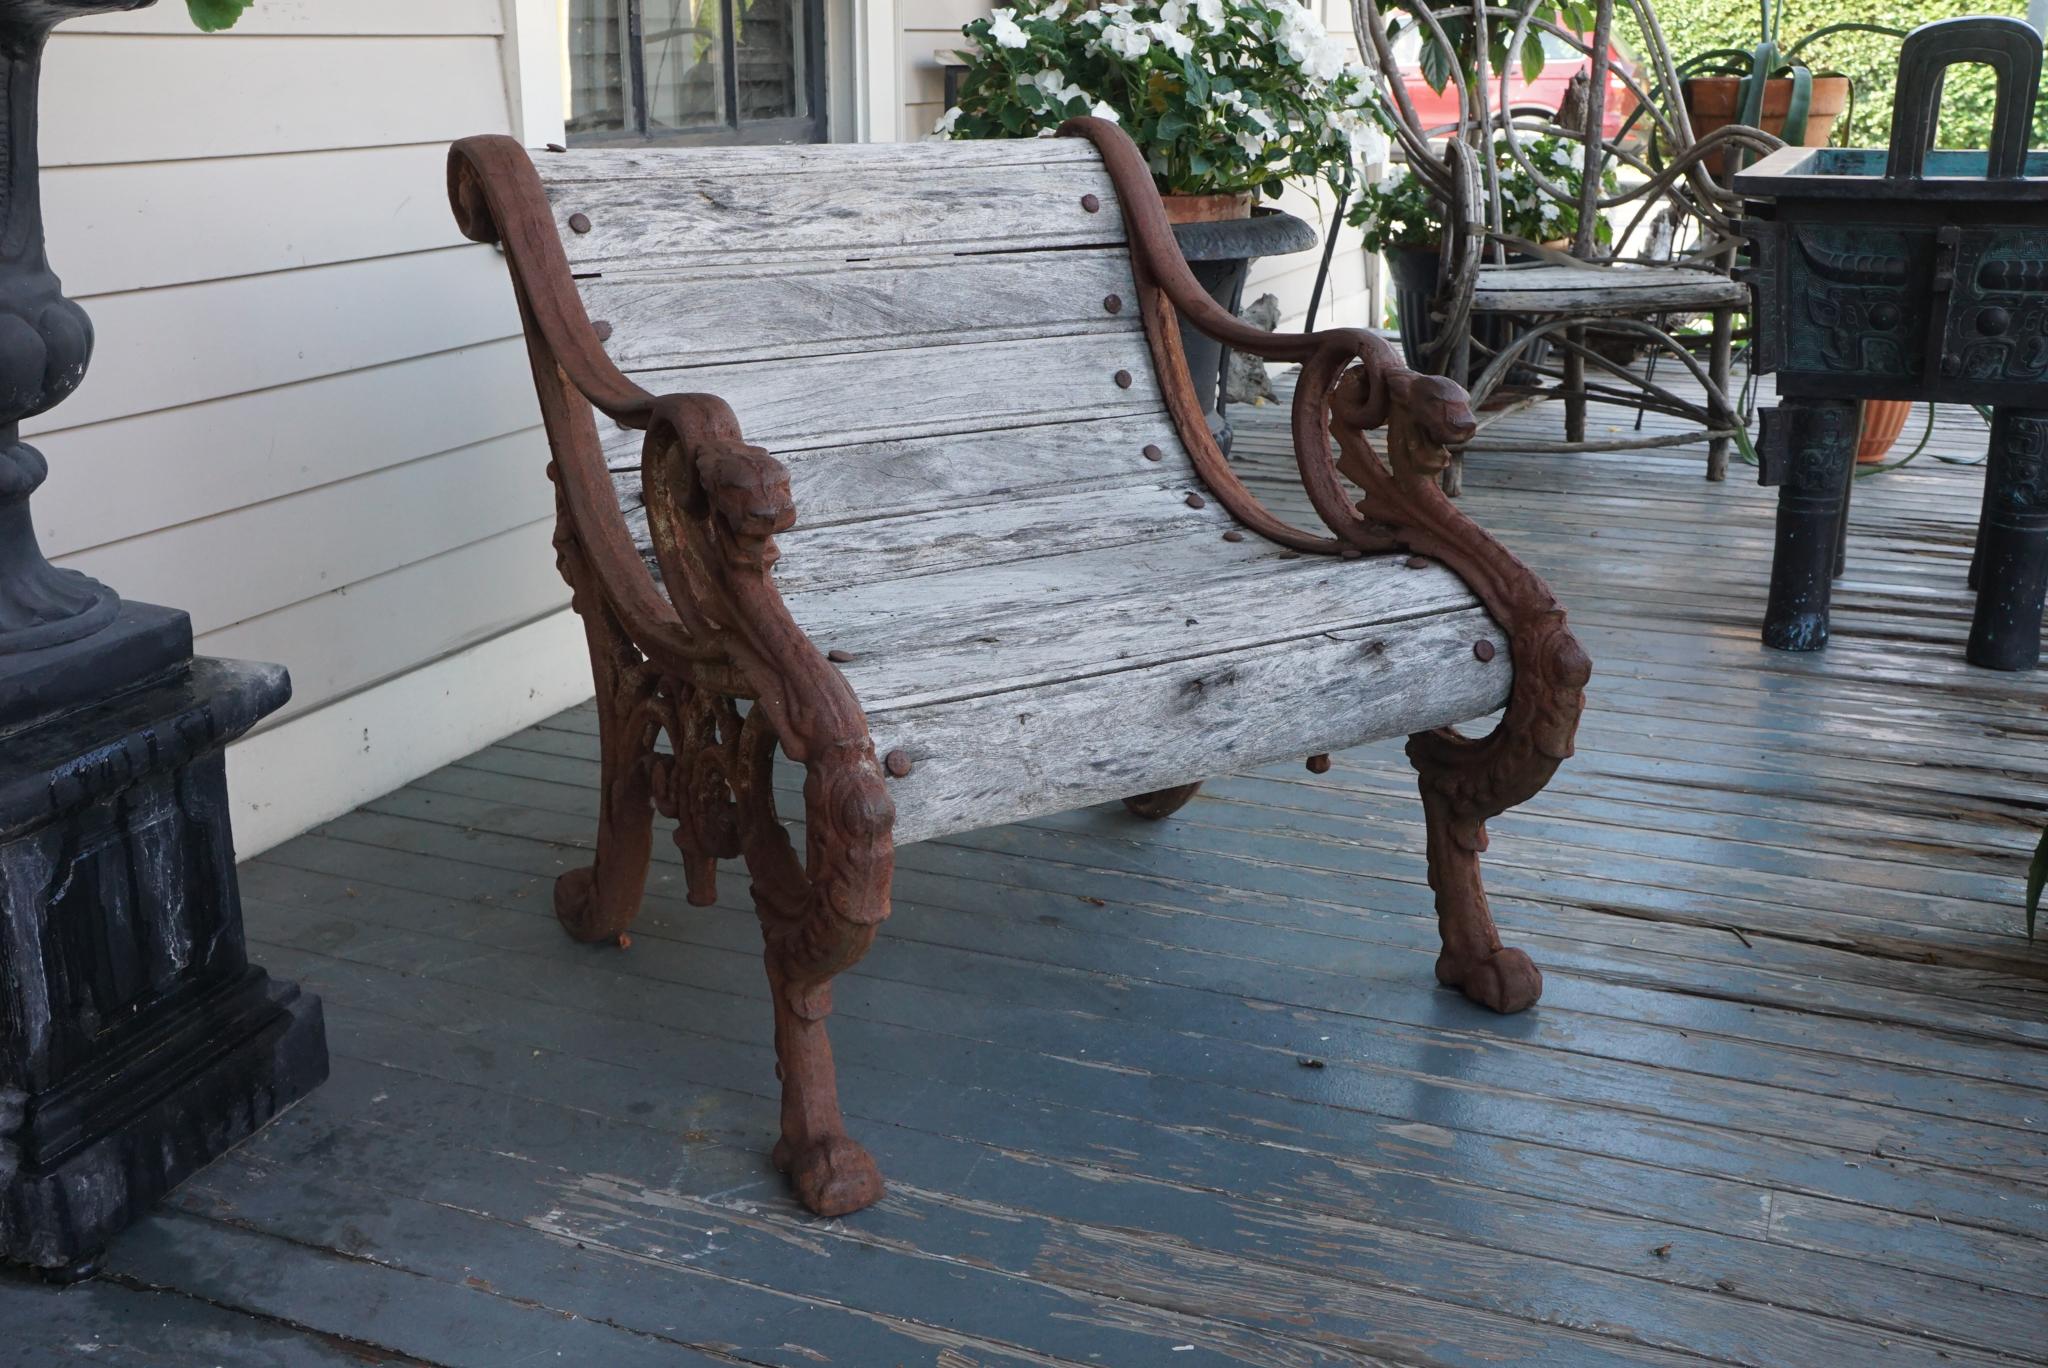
1349,132,1614,374
1677,5,1904,179
936,0,1385,448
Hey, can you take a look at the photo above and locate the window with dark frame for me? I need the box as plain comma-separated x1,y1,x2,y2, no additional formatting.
566,0,826,146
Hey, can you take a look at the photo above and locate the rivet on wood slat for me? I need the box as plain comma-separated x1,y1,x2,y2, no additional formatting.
1080,193,1101,212
1339,545,1364,559
884,749,913,778
1222,530,1245,542
545,142,568,153
1114,370,1133,389
591,320,614,342
827,649,855,664
568,212,593,234
1184,492,1207,509
1306,754,1332,774
1405,555,1430,570
1104,294,1123,314
1473,639,1497,662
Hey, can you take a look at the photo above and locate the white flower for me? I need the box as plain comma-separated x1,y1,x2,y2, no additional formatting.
932,106,962,136
1096,16,1152,59
1026,68,1087,107
1160,0,1188,26
987,7,1028,48
1192,0,1226,32
1090,100,1121,124
1146,20,1194,58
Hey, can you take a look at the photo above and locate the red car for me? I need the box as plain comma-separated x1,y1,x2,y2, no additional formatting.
1390,27,1642,143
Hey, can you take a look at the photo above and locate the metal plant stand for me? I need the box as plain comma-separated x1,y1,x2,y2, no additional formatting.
0,0,326,1277
1736,16,2048,670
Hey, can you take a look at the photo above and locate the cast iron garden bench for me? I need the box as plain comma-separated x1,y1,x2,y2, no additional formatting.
447,120,1590,1218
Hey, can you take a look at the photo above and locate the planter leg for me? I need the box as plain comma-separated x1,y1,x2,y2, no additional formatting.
1967,407,2048,672
1563,326,1587,445
1123,782,1202,819
1707,304,1735,482
1761,398,1857,651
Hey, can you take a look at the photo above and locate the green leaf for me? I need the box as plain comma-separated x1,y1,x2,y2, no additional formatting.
1779,65,1812,147
186,0,253,31
2028,823,2047,940
1521,31,1546,83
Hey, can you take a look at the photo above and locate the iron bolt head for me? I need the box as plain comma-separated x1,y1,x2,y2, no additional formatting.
827,649,855,663
1405,555,1430,570
545,142,568,153
1473,639,1497,663
1978,306,2012,336
1104,294,1123,314
1184,491,1207,509
592,320,613,341
568,212,593,234
1305,753,1332,774
1081,193,1101,213
1114,369,1134,389
1222,529,1245,542
884,749,914,778
1142,444,1164,461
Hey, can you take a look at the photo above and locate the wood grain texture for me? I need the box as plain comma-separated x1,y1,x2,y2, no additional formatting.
1470,263,1751,315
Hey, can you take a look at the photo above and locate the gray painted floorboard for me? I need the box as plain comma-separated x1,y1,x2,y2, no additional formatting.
5,370,2044,1367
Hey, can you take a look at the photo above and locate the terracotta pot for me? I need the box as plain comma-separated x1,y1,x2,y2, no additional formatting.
1683,74,1850,180
1162,191,1253,224
1857,398,1914,464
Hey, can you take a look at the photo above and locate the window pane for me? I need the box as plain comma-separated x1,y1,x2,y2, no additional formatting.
736,0,810,122
642,0,728,132
566,0,630,135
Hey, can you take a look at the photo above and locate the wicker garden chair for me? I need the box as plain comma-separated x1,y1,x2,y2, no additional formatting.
1356,0,1782,491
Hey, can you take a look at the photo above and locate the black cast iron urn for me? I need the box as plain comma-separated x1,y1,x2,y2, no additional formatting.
0,0,328,1278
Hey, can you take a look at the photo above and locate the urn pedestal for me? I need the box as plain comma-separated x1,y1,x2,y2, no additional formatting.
0,0,328,1276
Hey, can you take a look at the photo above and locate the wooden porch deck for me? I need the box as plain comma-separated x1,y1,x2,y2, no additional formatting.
9,377,2047,1366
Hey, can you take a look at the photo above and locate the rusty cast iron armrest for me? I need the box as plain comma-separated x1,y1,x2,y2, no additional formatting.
1059,118,1589,1014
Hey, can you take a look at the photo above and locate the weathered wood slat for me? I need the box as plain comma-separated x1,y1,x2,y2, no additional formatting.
610,412,1196,532
539,152,1124,270
597,329,1164,456
783,535,1482,712
869,612,1511,845
1470,263,1750,315
581,248,1143,370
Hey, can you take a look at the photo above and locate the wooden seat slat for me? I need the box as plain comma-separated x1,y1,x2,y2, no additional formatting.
1471,262,1750,315
783,534,1490,715
871,610,1512,845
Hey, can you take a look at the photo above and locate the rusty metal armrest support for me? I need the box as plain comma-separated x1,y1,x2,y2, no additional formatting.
1064,117,1591,1013
449,135,894,1216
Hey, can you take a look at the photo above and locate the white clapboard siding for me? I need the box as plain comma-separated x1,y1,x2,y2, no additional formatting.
44,144,471,297
194,517,570,731
64,429,552,635
62,1,505,36
41,8,589,857
28,246,520,434
36,340,540,559
42,36,510,166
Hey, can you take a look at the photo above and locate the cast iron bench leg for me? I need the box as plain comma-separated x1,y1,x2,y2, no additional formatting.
1762,397,1858,651
1966,407,2048,671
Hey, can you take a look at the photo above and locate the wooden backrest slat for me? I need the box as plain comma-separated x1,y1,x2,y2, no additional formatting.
535,140,1189,592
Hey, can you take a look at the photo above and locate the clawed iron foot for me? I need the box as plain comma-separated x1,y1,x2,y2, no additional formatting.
1437,945,1542,1014
773,1132,885,1217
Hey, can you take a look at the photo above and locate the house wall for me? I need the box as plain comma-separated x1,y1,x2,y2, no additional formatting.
899,0,1380,333
39,0,588,857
